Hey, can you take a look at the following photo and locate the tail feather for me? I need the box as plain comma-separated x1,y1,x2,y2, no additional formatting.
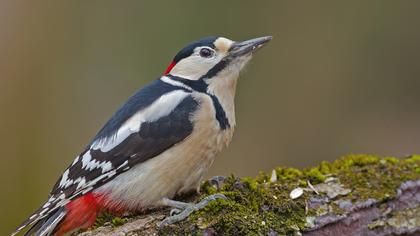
14,193,103,236
12,207,53,236
22,208,66,236
13,196,65,236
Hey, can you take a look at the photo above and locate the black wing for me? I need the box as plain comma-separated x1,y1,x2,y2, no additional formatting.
14,79,199,234
51,92,199,198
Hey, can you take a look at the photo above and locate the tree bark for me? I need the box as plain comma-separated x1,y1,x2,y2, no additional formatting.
77,155,420,236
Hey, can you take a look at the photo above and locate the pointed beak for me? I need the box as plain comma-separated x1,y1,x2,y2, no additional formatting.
229,36,273,57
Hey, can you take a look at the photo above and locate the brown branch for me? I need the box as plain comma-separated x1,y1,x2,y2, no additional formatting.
77,155,420,236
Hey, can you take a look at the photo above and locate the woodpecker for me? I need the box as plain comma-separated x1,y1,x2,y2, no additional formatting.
13,35,272,236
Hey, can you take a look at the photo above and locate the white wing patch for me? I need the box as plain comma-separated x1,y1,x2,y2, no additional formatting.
81,151,113,173
91,90,190,152
72,160,128,196
71,155,79,166
76,177,86,189
58,169,72,188
59,170,89,191
58,168,90,189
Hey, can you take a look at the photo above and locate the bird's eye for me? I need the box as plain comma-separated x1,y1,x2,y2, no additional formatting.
199,48,214,58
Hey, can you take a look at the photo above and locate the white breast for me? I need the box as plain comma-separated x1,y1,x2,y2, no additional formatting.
96,93,234,210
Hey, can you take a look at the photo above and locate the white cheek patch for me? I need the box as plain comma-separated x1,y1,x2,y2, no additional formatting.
170,49,226,80
170,56,211,80
91,90,190,152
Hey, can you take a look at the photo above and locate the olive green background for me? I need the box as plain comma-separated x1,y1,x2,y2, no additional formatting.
1,1,420,234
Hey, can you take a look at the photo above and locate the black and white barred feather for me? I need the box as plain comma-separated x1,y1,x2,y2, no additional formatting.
13,78,203,235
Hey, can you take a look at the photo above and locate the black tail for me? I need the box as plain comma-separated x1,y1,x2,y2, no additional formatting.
13,207,66,236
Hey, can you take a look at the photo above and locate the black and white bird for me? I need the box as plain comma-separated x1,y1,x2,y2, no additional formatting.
13,35,272,235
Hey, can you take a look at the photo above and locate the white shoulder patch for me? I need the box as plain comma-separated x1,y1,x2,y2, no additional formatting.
161,76,193,91
91,90,190,152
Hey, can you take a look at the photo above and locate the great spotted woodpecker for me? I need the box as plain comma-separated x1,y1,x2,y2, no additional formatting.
13,35,272,235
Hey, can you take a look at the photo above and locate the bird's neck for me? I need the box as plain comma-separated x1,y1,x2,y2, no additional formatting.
206,74,238,128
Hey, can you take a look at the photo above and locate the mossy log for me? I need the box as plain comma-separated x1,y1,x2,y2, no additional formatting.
77,155,420,236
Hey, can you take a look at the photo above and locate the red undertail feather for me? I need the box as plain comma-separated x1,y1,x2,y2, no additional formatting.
54,193,100,235
54,192,125,235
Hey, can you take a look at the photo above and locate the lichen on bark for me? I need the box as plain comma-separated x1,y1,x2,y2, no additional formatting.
77,154,420,236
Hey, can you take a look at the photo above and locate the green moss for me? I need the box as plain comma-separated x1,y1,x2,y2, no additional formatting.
305,167,327,183
159,154,420,235
406,155,420,163
111,217,128,227
383,157,399,164
200,181,218,195
332,154,419,201
318,161,332,174
85,154,419,235
91,212,129,230
93,212,114,229
275,167,303,181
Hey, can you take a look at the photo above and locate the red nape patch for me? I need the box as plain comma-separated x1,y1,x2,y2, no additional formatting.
164,61,176,75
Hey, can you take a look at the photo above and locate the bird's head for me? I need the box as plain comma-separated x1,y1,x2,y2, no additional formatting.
164,36,272,93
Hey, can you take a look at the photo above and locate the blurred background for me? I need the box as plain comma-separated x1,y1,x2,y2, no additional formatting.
1,1,420,234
